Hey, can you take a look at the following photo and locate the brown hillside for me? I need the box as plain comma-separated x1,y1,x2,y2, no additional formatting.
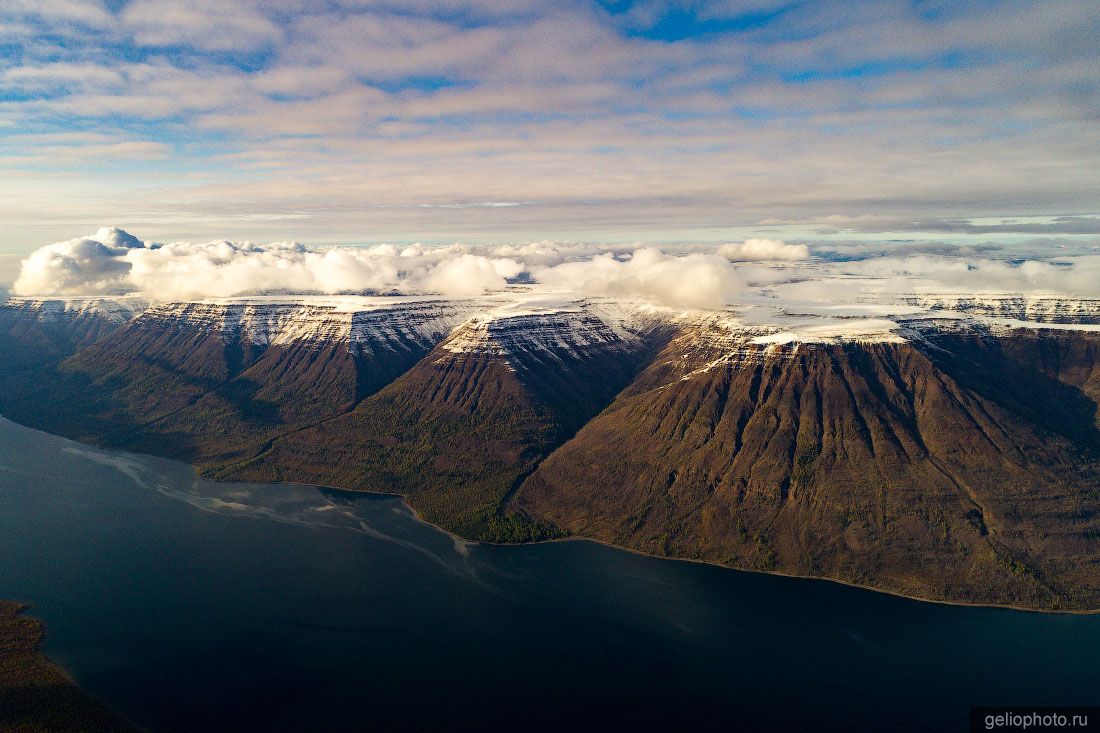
517,331,1100,610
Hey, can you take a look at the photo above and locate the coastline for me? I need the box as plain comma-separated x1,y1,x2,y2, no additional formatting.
0,601,139,732
293,481,1100,617
3,412,1098,616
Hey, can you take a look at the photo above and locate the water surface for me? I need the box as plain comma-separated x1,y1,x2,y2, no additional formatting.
0,416,1096,731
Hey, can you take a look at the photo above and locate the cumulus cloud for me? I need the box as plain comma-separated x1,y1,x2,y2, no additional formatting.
717,238,809,261
13,227,143,295
13,228,527,300
17,228,1100,309
11,228,749,307
420,253,523,296
535,248,742,308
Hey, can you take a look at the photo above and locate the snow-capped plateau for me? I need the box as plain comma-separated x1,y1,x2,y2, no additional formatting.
2,295,146,325
891,294,1100,324
134,299,481,350
6,280,1100,362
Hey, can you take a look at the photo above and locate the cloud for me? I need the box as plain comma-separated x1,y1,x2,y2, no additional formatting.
420,254,523,296
834,255,1100,296
718,238,809,261
11,228,743,307
3,0,1099,246
534,248,742,307
117,237,526,300
4,0,111,27
13,228,1100,307
12,228,143,295
119,0,282,52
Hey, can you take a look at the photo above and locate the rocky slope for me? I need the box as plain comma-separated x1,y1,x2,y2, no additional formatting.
517,318,1100,609
8,298,479,462
1,292,1099,609
221,300,674,538
0,297,140,368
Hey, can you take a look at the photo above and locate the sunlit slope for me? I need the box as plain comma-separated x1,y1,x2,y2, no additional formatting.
518,323,1100,609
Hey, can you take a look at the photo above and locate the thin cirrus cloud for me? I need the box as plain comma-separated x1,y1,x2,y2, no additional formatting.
0,1,1097,249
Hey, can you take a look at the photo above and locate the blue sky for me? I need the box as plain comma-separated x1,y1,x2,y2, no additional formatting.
0,0,1098,277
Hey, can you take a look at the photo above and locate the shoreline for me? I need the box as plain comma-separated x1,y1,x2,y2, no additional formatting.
0,601,140,732
295,481,1100,617
3,413,1097,616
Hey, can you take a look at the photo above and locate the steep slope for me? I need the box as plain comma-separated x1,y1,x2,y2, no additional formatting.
989,328,1100,415
4,299,474,462
0,297,139,368
517,320,1100,610
0,297,140,425
4,291,1100,610
144,301,471,463
224,300,674,539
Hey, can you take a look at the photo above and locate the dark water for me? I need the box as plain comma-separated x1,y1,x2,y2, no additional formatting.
0,417,1097,732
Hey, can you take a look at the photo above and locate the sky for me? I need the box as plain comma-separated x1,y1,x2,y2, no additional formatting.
1,0,1098,283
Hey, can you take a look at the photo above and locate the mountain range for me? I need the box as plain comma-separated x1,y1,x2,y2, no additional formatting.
2,290,1099,611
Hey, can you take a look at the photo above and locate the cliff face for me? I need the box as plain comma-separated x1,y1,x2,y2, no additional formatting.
1,294,1099,609
0,297,140,437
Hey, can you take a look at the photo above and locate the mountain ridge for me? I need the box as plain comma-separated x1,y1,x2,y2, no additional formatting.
2,293,1099,610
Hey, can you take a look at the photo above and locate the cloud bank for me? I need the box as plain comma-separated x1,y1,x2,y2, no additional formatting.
834,255,1100,296
14,228,1100,308
14,230,533,301
11,228,753,305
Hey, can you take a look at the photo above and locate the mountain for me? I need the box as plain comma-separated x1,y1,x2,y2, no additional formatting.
2,298,477,463
1,292,1099,609
0,297,140,369
0,297,142,427
895,294,1100,324
220,300,674,539
516,317,1100,610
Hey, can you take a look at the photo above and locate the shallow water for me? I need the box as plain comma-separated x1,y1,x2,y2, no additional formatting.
0,416,1096,731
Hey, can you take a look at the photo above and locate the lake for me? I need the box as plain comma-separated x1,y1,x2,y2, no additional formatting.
0,415,1096,731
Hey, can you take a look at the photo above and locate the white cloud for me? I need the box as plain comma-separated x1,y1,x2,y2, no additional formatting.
120,0,282,51
111,237,524,300
535,248,742,308
4,0,111,27
420,254,523,296
718,238,809,261
14,228,1100,308
13,234,134,295
11,229,743,306
835,254,1100,296
2,0,1098,244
